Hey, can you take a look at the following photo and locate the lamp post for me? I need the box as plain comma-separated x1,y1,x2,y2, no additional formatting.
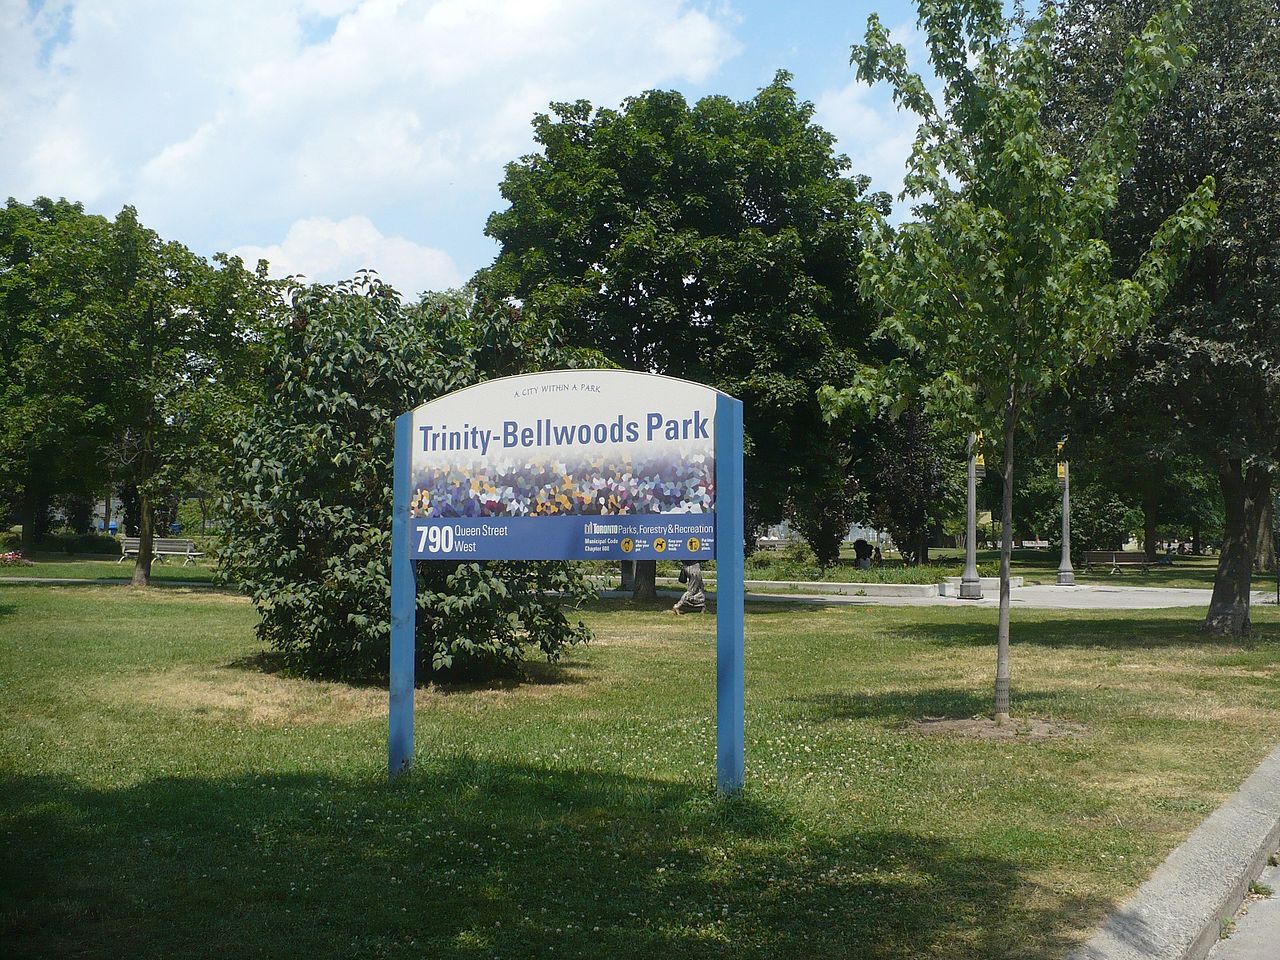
1057,450,1075,586
960,432,983,599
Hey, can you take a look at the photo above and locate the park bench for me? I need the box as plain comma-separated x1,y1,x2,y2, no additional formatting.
117,537,204,566
1083,550,1155,574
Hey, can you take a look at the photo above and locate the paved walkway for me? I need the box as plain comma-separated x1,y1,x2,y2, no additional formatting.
610,584,1276,610
5,576,1274,611
1207,857,1280,960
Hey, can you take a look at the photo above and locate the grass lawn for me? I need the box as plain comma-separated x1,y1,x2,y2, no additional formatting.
931,547,1228,590
2,585,1279,959
0,552,219,583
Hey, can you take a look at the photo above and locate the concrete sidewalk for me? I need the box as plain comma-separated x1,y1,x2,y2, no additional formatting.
4,575,1273,612
607,583,1273,610
1208,857,1280,960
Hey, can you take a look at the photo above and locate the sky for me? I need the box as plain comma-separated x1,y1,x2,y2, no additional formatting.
2,0,926,297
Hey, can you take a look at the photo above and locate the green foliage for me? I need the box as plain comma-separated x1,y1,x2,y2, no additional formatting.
0,198,272,577
1068,486,1140,552
854,410,965,564
102,208,276,582
786,468,863,568
826,0,1215,435
218,276,593,680
480,73,885,549
826,0,1215,715
1046,0,1280,632
0,198,115,541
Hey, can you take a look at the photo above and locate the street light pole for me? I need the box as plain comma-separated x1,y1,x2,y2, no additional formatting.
1057,458,1075,586
960,432,983,599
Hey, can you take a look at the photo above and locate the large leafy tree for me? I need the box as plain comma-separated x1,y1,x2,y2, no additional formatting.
102,207,272,585
479,73,885,593
1048,0,1280,634
219,276,593,680
0,199,270,577
824,0,1215,721
0,198,115,549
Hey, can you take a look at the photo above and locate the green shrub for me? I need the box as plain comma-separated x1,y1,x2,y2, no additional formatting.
218,277,593,681
40,530,122,556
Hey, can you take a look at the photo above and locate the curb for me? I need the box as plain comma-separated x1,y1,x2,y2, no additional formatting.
1069,745,1280,960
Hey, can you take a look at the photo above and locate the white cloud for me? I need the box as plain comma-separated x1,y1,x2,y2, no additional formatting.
233,215,464,296
0,0,742,279
815,80,919,201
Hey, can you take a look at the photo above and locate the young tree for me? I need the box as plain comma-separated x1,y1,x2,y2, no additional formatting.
479,73,886,595
1048,0,1280,635
824,0,1215,721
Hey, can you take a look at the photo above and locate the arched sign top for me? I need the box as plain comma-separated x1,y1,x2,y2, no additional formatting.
404,369,732,562
406,368,734,416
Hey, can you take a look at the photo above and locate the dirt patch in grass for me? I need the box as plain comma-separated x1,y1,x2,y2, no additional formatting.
45,584,250,606
909,716,1088,741
104,664,385,726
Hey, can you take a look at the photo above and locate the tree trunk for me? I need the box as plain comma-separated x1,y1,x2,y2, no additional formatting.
995,412,1016,724
1255,497,1276,574
119,485,140,536
1204,460,1267,637
19,482,39,553
1142,492,1158,562
132,491,154,586
632,559,657,601
131,424,156,587
1191,520,1201,555
68,496,93,534
619,560,635,592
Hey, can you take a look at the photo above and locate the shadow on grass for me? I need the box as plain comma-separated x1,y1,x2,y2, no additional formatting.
789,687,1059,724
0,601,14,619
0,759,1101,960
885,614,1279,650
225,650,598,692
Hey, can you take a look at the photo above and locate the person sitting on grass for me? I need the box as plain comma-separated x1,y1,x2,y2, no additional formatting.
672,561,705,615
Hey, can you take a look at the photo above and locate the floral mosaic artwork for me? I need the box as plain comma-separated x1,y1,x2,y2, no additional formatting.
410,452,714,518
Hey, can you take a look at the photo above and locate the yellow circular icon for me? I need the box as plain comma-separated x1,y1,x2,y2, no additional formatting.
653,537,667,553
686,537,701,552
620,537,634,553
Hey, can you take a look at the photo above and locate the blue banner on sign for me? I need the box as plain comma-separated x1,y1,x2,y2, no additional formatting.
409,514,716,561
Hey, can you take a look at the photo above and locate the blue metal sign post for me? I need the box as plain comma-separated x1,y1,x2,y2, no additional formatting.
387,371,744,794
714,392,745,793
389,411,415,777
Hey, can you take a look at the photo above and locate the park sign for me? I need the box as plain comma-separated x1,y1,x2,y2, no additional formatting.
389,370,746,794
407,370,717,561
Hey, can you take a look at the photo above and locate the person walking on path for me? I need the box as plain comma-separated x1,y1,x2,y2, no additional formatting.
672,561,705,614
